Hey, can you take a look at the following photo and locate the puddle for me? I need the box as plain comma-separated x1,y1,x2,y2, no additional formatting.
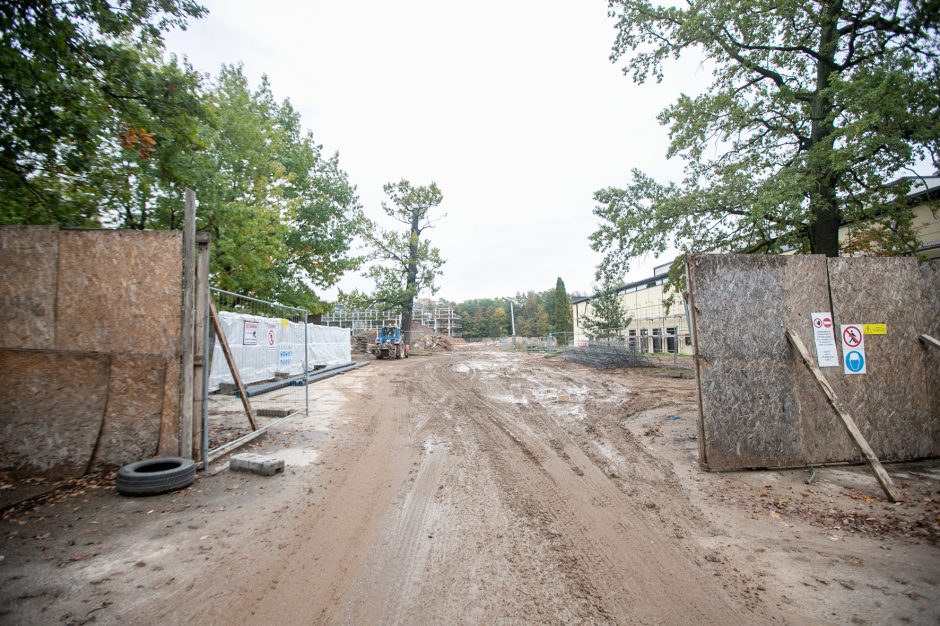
489,394,528,405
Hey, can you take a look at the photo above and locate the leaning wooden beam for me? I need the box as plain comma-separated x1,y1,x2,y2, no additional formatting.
785,329,900,502
209,300,258,431
919,334,940,350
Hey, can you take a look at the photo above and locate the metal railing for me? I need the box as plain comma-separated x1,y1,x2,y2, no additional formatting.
204,288,309,457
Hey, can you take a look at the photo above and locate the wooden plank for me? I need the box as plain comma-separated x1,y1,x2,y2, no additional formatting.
191,236,210,461
209,300,258,431
179,189,196,458
920,334,940,350
786,329,900,503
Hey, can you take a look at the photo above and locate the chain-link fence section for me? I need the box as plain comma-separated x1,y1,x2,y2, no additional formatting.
206,289,309,455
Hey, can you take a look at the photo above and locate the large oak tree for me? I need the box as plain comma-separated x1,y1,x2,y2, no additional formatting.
591,0,940,280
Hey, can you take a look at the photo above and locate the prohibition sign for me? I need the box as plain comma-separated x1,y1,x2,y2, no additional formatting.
842,325,862,348
266,327,277,346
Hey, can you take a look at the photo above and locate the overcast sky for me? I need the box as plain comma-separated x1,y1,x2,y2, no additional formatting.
164,0,710,301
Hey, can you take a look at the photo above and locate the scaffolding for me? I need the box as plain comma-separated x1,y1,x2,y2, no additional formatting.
322,300,462,337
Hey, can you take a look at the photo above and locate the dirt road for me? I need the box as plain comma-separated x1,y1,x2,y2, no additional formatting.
2,348,938,624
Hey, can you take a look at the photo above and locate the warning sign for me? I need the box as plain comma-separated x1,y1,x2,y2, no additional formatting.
841,324,866,374
863,323,886,335
243,320,259,346
811,312,839,367
842,325,863,348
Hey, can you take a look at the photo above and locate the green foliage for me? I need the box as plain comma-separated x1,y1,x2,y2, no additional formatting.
592,0,940,281
457,298,511,338
0,0,365,315
580,285,631,341
355,180,445,319
514,291,551,337
456,278,575,339
0,0,206,225
553,277,573,341
180,67,365,313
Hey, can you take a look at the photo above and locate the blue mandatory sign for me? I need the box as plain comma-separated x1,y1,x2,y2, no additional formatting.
845,350,865,373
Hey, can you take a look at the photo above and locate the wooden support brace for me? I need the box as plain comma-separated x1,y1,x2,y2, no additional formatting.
786,330,900,503
919,334,940,350
210,300,258,431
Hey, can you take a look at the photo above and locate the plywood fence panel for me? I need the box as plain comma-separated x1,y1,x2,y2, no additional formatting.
56,230,183,356
0,226,186,477
690,253,939,471
827,257,935,460
0,226,58,350
0,350,109,476
687,254,831,469
92,354,166,469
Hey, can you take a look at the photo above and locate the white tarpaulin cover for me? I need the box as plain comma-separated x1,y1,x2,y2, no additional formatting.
209,311,351,391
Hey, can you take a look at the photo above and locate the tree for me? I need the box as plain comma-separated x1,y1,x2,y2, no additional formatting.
591,0,940,280
553,277,573,342
457,298,511,338
181,66,365,313
581,285,630,342
514,291,551,337
358,180,445,344
0,0,206,225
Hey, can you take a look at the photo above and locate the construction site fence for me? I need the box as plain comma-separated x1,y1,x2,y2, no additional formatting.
206,289,320,456
208,309,351,391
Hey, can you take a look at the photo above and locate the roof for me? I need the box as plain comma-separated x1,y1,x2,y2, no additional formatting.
903,175,940,201
574,270,672,304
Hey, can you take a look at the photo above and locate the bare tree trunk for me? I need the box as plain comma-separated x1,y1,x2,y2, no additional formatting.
401,209,421,347
807,0,842,257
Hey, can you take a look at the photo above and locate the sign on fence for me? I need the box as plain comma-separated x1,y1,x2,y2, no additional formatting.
811,312,839,367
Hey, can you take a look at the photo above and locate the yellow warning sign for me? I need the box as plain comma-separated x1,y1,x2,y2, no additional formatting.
863,323,886,335
280,318,289,328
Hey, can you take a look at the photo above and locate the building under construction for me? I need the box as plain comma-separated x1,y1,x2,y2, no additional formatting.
322,300,461,337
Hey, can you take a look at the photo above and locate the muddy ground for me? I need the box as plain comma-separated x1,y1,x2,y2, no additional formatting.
1,348,938,625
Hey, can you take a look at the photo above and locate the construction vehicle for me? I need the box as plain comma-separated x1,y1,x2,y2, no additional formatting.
370,326,408,359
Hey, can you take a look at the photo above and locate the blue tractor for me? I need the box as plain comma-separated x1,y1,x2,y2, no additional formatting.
370,326,408,359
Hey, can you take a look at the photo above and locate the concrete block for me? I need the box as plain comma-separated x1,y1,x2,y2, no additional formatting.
229,453,284,476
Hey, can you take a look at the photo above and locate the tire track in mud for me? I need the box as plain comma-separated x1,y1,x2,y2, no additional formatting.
420,352,768,625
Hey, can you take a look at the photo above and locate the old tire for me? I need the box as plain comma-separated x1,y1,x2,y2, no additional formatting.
117,457,196,497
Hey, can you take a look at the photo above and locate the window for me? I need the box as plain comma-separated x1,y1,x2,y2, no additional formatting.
652,328,662,353
666,326,677,353
628,329,637,351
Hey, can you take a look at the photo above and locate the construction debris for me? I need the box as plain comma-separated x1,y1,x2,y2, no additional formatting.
230,453,284,477
563,343,652,368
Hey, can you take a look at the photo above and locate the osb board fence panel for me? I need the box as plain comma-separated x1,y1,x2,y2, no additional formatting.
688,254,939,471
56,229,183,356
827,257,935,460
0,226,185,477
0,226,59,350
0,350,109,476
687,255,832,469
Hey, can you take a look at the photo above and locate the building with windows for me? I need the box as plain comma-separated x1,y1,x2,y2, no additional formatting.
571,262,693,355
